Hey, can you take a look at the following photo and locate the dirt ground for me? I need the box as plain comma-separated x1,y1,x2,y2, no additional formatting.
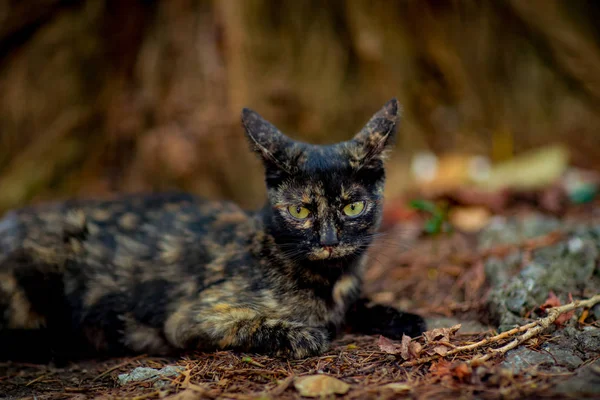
1,200,599,400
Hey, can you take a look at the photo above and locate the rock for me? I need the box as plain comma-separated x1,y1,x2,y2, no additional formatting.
117,365,185,387
573,326,600,353
481,214,600,330
501,343,583,374
552,359,600,396
501,347,553,373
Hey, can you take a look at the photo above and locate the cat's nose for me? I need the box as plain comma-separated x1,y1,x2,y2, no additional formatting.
320,226,339,246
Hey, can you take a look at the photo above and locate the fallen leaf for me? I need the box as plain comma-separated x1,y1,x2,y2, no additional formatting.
540,292,575,326
477,144,569,191
541,291,561,310
380,382,412,393
423,324,462,343
429,360,471,383
555,293,575,326
409,341,423,358
578,309,590,324
379,335,421,360
217,378,230,387
294,375,350,398
449,206,491,232
164,389,204,400
400,334,412,360
452,363,472,382
555,311,575,326
433,345,449,356
429,360,453,379
378,336,399,355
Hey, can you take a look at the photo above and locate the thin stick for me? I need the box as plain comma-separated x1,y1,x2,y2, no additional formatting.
401,293,600,368
469,293,600,364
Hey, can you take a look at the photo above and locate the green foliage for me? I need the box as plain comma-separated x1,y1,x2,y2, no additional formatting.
409,199,453,236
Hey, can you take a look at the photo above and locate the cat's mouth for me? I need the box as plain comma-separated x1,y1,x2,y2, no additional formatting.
307,244,357,261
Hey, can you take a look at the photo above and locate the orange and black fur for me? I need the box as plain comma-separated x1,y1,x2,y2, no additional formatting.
0,99,425,363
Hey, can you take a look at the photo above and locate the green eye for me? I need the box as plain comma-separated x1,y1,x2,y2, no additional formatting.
288,205,311,219
343,201,366,217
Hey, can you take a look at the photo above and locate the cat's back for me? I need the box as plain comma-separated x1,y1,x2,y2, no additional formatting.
0,192,256,278
0,192,260,358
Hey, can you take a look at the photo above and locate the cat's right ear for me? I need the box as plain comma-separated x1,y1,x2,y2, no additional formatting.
241,108,293,173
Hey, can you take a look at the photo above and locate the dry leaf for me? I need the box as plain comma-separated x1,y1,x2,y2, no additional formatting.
409,341,423,358
540,291,575,326
379,335,421,360
378,335,399,355
433,345,449,356
578,308,590,324
452,363,472,382
164,389,204,400
400,334,412,360
429,360,471,383
555,293,575,326
449,206,491,232
541,291,561,310
294,375,350,398
423,324,462,343
381,383,412,393
429,360,453,379
555,311,575,326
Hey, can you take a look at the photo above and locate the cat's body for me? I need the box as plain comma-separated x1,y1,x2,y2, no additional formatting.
0,99,425,362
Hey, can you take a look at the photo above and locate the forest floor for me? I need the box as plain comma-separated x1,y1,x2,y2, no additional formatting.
1,198,600,400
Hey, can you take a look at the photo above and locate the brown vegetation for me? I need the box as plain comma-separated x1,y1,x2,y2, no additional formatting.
2,1,600,215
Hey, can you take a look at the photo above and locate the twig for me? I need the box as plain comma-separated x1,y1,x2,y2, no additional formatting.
469,293,600,365
25,374,49,387
401,293,600,368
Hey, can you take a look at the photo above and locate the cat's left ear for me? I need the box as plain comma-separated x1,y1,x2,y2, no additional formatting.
351,98,401,168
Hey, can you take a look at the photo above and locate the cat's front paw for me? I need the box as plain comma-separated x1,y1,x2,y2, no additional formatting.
346,300,427,339
276,326,330,359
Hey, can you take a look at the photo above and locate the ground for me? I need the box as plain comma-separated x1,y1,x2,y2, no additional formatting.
1,199,600,400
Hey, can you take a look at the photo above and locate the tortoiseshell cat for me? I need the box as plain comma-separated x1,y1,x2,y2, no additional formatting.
0,98,425,362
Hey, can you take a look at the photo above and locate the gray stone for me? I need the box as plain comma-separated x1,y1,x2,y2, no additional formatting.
552,359,600,396
117,365,185,387
571,326,600,353
482,215,600,329
501,343,583,374
502,347,555,373
543,344,583,370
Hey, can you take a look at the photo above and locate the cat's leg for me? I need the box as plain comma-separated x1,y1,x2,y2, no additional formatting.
0,247,75,362
165,305,331,359
345,297,427,339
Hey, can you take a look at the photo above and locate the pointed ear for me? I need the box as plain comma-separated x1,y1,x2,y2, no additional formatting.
351,98,401,169
241,108,294,172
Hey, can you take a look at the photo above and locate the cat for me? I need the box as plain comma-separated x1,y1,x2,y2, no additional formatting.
0,98,425,362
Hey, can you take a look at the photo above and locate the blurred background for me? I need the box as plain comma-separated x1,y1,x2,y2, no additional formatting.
1,0,600,215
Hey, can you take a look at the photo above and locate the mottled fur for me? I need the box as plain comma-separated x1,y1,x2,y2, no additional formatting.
0,99,425,362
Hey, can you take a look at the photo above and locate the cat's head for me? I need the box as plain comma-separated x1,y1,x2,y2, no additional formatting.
242,99,400,263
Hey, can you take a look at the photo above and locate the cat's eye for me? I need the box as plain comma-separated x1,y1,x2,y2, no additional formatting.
288,205,311,219
343,201,366,217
